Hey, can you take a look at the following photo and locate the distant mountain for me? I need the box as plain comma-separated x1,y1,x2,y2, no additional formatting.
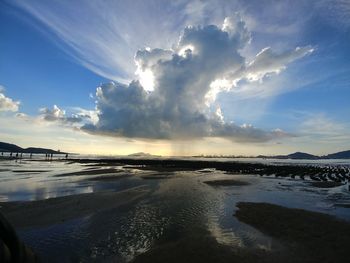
286,152,319,160
0,142,66,154
323,150,350,159
260,150,350,160
128,152,158,157
0,142,22,153
258,152,318,160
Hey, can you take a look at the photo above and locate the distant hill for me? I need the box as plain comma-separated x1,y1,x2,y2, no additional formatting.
258,152,319,160
256,151,349,160
0,142,66,154
128,152,161,157
323,150,350,159
128,152,152,157
286,152,319,160
0,142,22,153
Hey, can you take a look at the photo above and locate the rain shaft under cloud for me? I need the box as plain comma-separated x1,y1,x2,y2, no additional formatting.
82,15,312,142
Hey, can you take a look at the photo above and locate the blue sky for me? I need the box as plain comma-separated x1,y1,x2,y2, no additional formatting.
0,2,103,114
0,0,349,156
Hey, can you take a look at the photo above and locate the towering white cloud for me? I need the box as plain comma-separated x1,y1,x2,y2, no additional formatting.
0,87,20,112
82,16,311,142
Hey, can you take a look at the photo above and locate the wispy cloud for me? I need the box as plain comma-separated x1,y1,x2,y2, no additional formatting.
10,0,318,83
299,113,350,142
11,0,346,82
11,0,211,82
316,0,350,30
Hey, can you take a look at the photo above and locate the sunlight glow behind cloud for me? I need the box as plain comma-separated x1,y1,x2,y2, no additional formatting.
6,0,314,143
4,0,349,155
79,16,311,142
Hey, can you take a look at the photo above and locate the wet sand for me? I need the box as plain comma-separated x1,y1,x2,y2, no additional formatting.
0,186,149,228
203,179,250,186
86,173,131,181
1,157,350,262
12,170,52,173
335,203,350,208
55,168,122,177
140,173,174,180
132,231,280,263
235,202,350,263
133,201,350,263
309,181,344,188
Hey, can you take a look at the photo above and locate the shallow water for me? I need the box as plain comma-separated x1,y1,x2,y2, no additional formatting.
0,159,147,202
0,158,350,262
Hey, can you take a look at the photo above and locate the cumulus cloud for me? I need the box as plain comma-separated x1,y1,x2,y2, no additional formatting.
0,86,20,112
25,15,310,142
81,15,309,142
15,112,29,119
39,105,87,125
82,80,289,142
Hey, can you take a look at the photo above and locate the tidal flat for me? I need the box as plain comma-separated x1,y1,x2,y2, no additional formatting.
0,157,349,262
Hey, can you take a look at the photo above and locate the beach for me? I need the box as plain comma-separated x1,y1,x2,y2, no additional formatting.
0,157,350,262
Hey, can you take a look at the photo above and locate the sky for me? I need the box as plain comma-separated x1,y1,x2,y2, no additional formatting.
0,0,350,156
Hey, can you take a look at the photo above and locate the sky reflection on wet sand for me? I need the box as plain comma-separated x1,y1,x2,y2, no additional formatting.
0,158,349,262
